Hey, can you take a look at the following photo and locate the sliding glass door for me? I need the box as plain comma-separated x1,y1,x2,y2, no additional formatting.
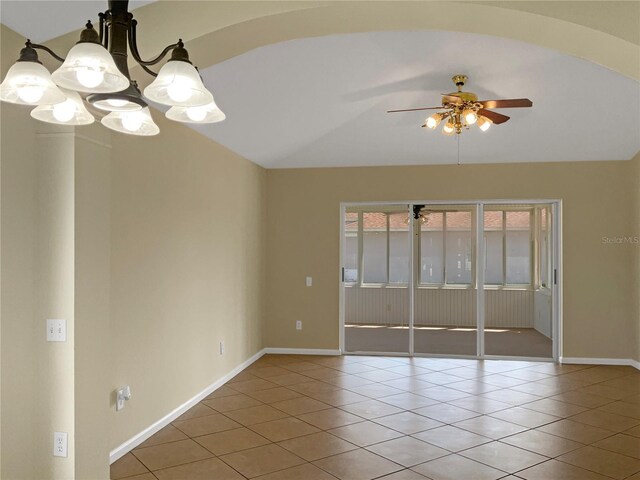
343,205,410,354
483,205,554,358
413,206,477,355
341,201,557,359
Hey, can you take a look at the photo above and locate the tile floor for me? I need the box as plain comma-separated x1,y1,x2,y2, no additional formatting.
111,354,640,480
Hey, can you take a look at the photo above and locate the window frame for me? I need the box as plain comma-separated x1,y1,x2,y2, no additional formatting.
483,207,534,289
417,207,476,289
342,213,360,285
346,205,550,291
537,205,552,290
352,209,410,287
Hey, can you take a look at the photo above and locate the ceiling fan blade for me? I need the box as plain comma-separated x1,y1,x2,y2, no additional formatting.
478,109,510,124
387,107,442,113
480,98,533,109
441,94,463,104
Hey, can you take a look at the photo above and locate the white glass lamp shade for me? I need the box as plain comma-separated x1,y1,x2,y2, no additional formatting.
88,82,146,112
0,61,66,105
30,89,94,125
144,60,213,107
477,115,492,132
165,100,225,123
101,107,159,136
51,42,129,93
425,113,442,129
463,108,477,125
92,97,142,112
442,120,455,135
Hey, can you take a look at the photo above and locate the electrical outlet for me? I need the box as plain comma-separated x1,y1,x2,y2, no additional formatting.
296,320,302,330
53,432,67,457
219,341,225,355
46,319,66,342
306,277,313,287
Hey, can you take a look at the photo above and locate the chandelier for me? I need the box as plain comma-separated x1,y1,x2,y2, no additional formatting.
0,0,225,136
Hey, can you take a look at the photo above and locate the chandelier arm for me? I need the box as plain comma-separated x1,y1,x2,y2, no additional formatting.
26,40,65,63
138,63,159,78
98,12,106,45
128,19,180,67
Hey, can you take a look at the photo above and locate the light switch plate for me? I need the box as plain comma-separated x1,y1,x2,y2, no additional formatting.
306,277,312,287
116,387,125,411
46,319,66,342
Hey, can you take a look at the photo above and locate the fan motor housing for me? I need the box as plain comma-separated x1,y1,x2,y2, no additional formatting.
443,91,478,104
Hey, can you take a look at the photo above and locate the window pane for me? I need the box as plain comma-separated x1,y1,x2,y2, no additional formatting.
445,211,472,284
506,211,531,284
362,212,387,283
388,213,409,283
420,212,444,284
484,211,503,285
540,208,550,287
344,211,359,282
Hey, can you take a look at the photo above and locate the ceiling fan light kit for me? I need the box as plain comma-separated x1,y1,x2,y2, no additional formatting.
477,115,492,132
0,0,225,136
390,74,532,136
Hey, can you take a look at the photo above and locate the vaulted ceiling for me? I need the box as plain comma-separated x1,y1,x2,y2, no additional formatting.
191,30,639,168
1,1,638,168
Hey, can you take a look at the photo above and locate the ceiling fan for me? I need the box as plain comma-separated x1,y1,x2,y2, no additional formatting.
387,75,532,135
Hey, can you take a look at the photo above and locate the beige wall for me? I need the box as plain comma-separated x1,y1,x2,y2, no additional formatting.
266,160,639,360
74,127,113,479
1,28,39,479
1,22,267,478
108,112,267,454
34,131,77,480
1,1,639,477
1,115,79,480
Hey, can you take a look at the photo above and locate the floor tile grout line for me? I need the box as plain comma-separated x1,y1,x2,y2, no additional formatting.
128,443,216,475
112,355,640,480
546,454,623,480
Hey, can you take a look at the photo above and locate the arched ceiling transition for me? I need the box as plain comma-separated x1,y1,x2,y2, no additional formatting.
192,30,639,168
1,1,638,167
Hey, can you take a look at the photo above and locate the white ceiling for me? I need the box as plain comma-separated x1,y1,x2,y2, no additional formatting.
0,1,155,43
1,2,638,168
194,31,639,168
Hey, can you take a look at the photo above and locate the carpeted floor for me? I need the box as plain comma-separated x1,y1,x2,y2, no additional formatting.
345,325,553,358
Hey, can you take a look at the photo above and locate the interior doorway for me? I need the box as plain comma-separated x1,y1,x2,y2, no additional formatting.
340,200,560,360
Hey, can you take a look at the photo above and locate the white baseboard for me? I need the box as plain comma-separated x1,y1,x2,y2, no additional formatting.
109,346,342,464
561,357,640,370
263,347,341,356
109,348,266,464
